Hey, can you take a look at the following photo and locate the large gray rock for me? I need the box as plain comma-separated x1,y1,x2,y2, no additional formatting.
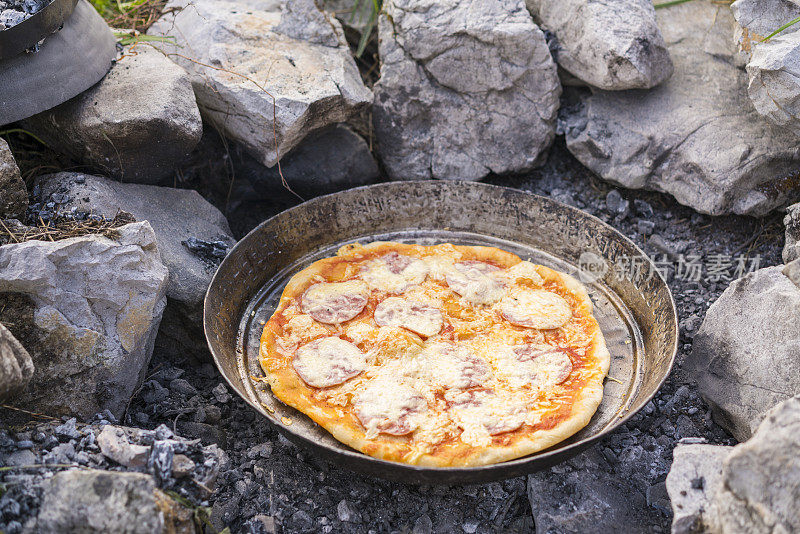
22,46,202,184
0,322,34,399
561,1,800,216
687,266,800,442
0,138,27,219
0,222,168,419
708,395,800,533
36,172,235,359
784,202,800,263
35,469,195,533
731,0,800,65
745,32,800,138
666,443,732,534
373,0,560,182
526,0,672,90
148,0,371,169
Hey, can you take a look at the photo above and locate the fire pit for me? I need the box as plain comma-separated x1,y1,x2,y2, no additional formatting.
204,181,679,484
0,0,115,126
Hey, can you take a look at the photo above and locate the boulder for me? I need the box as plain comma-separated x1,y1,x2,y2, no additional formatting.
526,0,672,90
0,138,27,219
34,469,195,533
708,395,800,533
372,0,560,181
560,1,800,216
687,266,800,441
731,0,800,65
35,172,235,359
0,222,169,419
148,0,372,169
784,202,800,263
0,322,34,399
666,443,732,534
745,31,800,138
22,46,202,184
228,123,378,198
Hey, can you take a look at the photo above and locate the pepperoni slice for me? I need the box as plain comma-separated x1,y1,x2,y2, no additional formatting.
353,380,427,437
300,280,369,324
360,252,429,293
445,261,506,305
422,343,492,389
506,345,573,387
373,297,443,338
498,289,572,329
292,337,366,388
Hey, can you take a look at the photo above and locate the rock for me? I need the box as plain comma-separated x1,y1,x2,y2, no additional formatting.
731,0,800,65
22,46,202,184
687,266,800,442
527,445,661,532
526,0,672,90
785,202,800,263
0,138,27,219
36,172,235,359
666,443,732,534
5,449,36,467
34,469,195,533
97,425,150,468
0,322,33,399
372,0,560,181
560,1,800,216
231,124,378,198
708,395,800,533
148,0,371,168
0,222,169,419
745,31,800,138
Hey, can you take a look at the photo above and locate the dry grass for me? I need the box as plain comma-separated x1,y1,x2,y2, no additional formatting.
90,0,170,32
0,212,136,246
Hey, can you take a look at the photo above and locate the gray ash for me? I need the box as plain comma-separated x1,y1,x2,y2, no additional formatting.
0,0,51,30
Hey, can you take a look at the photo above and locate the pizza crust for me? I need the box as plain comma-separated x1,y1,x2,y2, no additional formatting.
259,241,611,467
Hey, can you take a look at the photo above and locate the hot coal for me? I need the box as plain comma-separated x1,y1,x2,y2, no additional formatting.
182,237,230,264
1,135,784,532
0,0,51,30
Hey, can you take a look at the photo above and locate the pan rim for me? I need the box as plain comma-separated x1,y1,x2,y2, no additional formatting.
204,180,679,477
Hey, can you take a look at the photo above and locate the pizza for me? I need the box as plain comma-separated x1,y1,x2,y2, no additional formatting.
258,241,610,467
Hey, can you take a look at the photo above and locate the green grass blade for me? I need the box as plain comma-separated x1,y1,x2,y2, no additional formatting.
762,15,800,42
654,0,694,8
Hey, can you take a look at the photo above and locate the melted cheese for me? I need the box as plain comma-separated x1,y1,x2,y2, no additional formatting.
497,288,572,329
360,254,429,293
353,378,427,438
499,261,544,286
293,337,366,388
445,262,507,305
416,342,491,389
374,296,443,337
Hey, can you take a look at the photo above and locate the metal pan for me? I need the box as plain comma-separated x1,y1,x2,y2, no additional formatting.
204,181,678,484
0,0,116,126
0,0,78,60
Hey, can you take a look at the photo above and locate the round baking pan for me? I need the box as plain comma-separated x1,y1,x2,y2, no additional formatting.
0,0,78,60
204,181,678,484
